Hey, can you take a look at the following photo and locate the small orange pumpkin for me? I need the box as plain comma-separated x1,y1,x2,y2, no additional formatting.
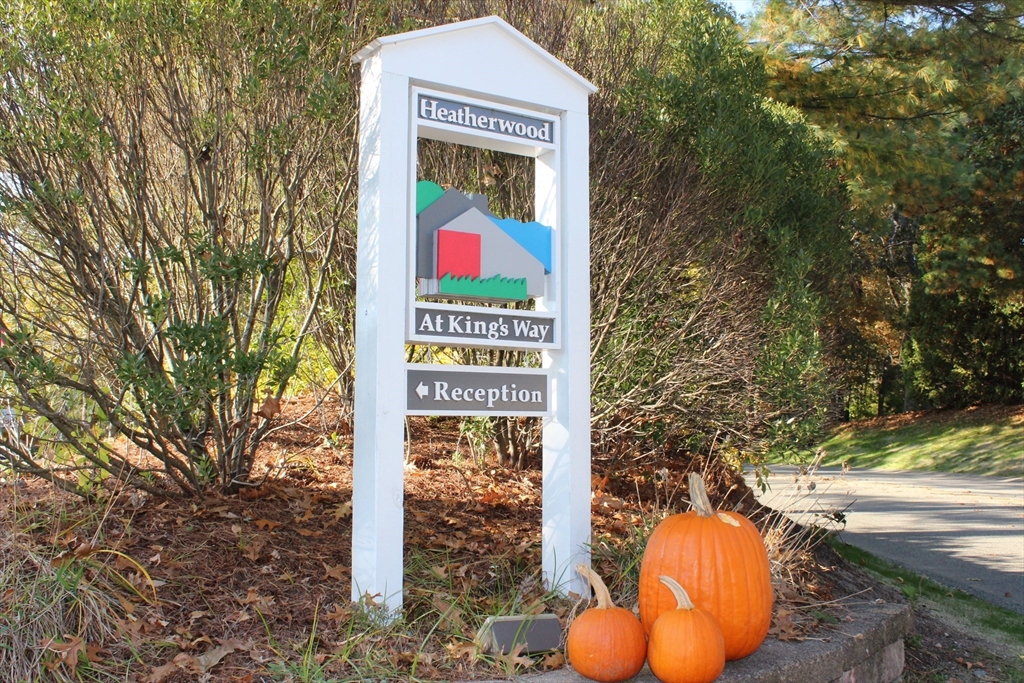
566,565,647,682
647,575,725,683
639,473,772,660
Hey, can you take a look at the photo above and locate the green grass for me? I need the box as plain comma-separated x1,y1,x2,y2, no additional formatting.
829,538,1024,653
812,409,1023,477
438,273,528,301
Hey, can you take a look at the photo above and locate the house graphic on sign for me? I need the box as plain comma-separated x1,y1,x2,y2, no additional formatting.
415,180,553,302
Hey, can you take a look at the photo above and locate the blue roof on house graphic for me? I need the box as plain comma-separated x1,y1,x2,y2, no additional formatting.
415,180,552,302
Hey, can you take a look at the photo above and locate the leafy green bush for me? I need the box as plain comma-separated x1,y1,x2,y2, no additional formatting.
589,0,848,459
0,0,356,494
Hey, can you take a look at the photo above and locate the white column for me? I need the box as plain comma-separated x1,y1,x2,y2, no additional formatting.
537,107,591,597
352,59,411,613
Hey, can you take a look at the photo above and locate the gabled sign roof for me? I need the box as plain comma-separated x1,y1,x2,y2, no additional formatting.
353,15,597,95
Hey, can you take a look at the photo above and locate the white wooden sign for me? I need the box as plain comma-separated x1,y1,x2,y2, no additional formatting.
353,16,594,613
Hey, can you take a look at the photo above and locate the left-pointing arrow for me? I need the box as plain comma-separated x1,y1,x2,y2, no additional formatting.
415,382,429,399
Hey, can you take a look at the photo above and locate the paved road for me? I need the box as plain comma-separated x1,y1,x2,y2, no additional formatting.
744,466,1024,614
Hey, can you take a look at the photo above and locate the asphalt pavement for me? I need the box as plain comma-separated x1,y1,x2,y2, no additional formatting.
744,466,1024,614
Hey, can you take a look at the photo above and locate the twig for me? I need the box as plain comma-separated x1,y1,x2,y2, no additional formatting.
790,587,875,609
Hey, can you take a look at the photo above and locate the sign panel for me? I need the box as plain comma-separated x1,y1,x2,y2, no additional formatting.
414,88,558,153
413,181,554,303
411,304,556,347
417,93,554,145
406,364,549,416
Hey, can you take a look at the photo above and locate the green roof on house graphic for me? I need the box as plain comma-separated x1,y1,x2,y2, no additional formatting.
415,180,553,302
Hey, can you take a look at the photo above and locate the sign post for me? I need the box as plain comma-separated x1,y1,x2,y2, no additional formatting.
353,16,595,613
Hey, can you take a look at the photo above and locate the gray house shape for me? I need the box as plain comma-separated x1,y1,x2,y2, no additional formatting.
416,188,546,299
415,188,492,276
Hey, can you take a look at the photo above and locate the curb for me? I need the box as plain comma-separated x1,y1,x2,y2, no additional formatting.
479,600,912,683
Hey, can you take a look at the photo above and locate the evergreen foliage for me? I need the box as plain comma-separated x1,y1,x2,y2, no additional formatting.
903,96,1024,408
904,290,1024,407
755,0,1024,413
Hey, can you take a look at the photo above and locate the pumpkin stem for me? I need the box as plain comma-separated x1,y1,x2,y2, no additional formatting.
659,575,696,610
687,472,715,517
576,564,615,610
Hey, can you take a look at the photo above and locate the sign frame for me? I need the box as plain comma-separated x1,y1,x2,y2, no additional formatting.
352,16,595,614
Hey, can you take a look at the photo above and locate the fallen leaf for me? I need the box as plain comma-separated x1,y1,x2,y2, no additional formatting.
956,657,985,670
514,539,534,554
84,642,106,664
769,608,803,642
189,634,213,649
296,528,323,537
239,485,271,501
239,588,275,612
115,615,145,641
144,658,180,683
478,490,506,505
598,495,626,510
39,635,86,675
73,541,98,559
392,650,421,667
431,595,466,631
188,610,211,623
328,501,352,523
190,638,249,673
243,537,267,562
541,651,566,669
323,563,347,581
497,643,535,669
115,593,138,615
324,603,351,624
255,394,281,420
254,519,280,532
521,599,547,616
50,551,75,568
445,640,477,660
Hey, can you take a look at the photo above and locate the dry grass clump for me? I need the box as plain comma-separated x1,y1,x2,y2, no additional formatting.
0,486,126,682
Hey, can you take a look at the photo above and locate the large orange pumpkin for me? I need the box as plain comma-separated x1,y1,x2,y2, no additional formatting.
647,575,725,683
639,473,772,660
566,565,647,682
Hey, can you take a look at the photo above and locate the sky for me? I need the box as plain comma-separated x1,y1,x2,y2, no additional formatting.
726,0,756,17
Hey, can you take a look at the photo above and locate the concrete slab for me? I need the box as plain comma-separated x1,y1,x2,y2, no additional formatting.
475,600,911,683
